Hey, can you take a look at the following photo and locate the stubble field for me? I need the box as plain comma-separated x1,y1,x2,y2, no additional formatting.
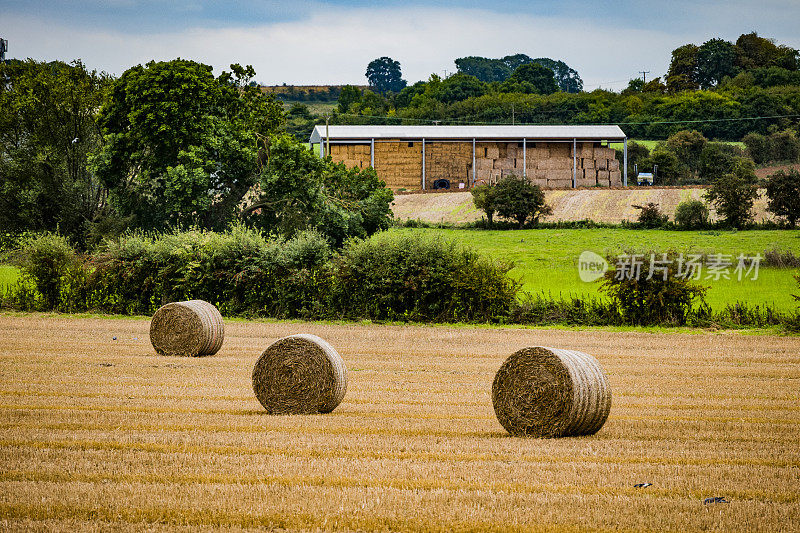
1,314,799,531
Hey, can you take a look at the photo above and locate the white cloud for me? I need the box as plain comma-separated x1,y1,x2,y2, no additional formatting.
4,6,800,91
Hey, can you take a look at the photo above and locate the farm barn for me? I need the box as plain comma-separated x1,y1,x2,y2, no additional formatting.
310,125,628,190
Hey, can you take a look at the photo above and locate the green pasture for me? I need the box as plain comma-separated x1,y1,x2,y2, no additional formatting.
393,228,800,312
609,139,745,151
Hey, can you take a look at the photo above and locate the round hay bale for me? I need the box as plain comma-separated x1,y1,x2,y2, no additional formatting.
492,346,611,438
252,334,347,415
149,300,224,357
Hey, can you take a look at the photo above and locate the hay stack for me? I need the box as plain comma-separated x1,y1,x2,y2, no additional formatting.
149,300,224,357
492,346,611,438
252,334,347,414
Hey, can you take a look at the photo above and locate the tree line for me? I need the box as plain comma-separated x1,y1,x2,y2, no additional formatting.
0,59,394,249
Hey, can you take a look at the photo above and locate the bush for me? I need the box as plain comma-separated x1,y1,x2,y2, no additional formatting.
674,200,710,229
704,161,759,228
328,232,517,322
632,202,669,228
600,252,708,326
743,132,771,164
492,176,552,228
765,169,800,226
16,233,84,310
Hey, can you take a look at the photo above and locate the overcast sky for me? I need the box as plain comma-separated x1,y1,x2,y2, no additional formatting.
3,0,799,91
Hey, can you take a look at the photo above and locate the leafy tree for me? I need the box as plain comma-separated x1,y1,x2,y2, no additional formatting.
245,135,393,246
674,200,710,229
696,38,739,89
769,130,800,162
337,85,362,113
365,57,407,94
704,161,759,228
742,132,771,164
91,59,283,232
492,176,552,228
471,185,497,225
454,56,512,82
436,73,486,104
765,169,800,226
0,59,110,245
665,130,707,175
697,143,746,182
505,63,558,95
736,32,800,71
532,58,583,93
666,44,700,92
646,146,686,185
395,81,427,109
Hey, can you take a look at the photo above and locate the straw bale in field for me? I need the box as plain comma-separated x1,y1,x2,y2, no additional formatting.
149,300,224,357
252,334,347,415
492,346,611,437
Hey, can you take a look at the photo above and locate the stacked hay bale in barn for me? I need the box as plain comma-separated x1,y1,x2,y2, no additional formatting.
492,346,611,437
329,144,371,170
373,141,423,190
425,142,472,189
252,334,348,414
473,142,621,189
149,300,224,357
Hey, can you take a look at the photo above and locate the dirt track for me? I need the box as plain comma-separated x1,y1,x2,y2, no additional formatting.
1,314,799,531
392,187,775,224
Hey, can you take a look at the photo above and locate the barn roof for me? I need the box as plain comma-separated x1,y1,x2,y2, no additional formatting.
309,125,626,143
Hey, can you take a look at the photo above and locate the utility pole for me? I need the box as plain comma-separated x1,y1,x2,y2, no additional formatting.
638,70,650,83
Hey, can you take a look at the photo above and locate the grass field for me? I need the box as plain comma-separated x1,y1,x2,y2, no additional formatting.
1,314,798,531
392,228,800,312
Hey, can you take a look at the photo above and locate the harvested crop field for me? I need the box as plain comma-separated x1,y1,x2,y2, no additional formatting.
1,314,799,531
392,187,775,224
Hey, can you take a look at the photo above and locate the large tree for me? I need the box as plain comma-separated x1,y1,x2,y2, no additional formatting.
532,57,583,93
244,135,394,246
91,59,283,231
365,57,407,94
0,59,110,245
505,63,558,95
666,44,700,92
454,54,582,92
704,161,759,228
696,38,739,89
765,169,800,226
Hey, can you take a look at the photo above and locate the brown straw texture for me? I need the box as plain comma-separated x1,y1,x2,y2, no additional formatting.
252,334,347,415
149,300,224,357
492,346,611,438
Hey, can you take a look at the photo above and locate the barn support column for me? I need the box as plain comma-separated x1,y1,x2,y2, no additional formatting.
472,138,476,186
572,138,577,188
623,137,628,187
370,138,375,168
422,138,426,190
523,138,527,179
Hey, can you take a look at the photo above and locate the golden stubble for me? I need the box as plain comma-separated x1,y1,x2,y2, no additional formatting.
1,314,799,532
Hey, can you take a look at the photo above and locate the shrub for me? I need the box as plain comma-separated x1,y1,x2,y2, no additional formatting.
471,184,497,225
704,161,759,228
674,200,710,229
632,202,669,228
765,169,800,226
743,132,771,164
600,252,708,326
328,231,517,322
16,233,84,310
492,176,552,228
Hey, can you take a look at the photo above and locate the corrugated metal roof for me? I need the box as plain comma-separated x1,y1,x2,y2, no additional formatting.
309,125,626,143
